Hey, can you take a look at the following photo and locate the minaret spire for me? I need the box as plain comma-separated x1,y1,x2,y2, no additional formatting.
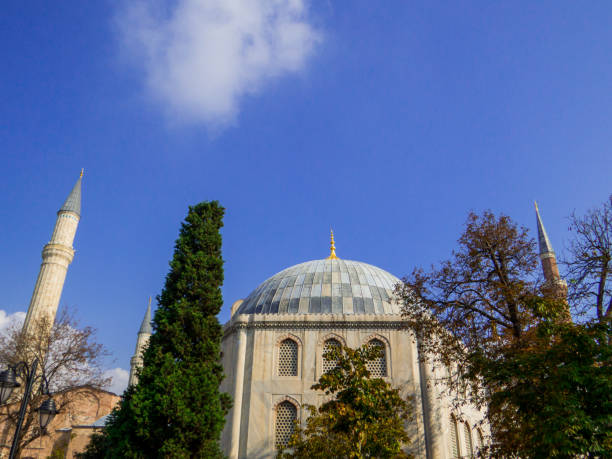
139,298,152,334
59,173,82,216
535,201,554,256
22,172,83,336
129,297,153,387
534,202,568,306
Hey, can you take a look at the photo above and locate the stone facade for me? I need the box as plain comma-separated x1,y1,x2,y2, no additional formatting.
219,258,487,459
0,387,118,459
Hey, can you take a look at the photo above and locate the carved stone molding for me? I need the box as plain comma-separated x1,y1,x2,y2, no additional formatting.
225,319,406,335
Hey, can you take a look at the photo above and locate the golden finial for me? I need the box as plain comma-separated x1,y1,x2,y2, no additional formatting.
80,168,84,178
327,229,338,260
534,200,539,212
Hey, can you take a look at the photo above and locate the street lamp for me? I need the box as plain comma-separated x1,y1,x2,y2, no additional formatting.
37,397,60,431
0,358,60,459
0,368,19,404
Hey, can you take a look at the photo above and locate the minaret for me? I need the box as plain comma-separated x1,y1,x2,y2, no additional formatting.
129,298,152,386
535,202,568,302
22,171,83,336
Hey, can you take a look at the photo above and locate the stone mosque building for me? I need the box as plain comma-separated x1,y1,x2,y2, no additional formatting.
15,173,567,458
209,202,567,458
131,234,491,458
215,235,485,459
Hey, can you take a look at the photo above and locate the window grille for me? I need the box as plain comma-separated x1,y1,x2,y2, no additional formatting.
365,339,387,377
275,401,297,449
278,339,298,376
464,422,473,457
450,415,460,458
322,338,341,373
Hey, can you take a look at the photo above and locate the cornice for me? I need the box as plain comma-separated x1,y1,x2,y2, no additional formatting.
223,313,406,335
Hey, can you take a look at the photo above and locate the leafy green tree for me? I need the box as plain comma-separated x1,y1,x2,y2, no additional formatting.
473,317,612,458
77,386,142,458
397,211,543,407
278,344,413,459
82,201,231,458
399,209,612,457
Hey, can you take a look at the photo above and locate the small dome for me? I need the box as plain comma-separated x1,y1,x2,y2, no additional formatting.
235,258,402,315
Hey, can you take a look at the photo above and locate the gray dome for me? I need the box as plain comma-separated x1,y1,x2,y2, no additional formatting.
236,259,402,315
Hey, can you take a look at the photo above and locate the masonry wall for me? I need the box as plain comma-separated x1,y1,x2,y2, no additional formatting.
0,387,119,459
221,314,429,458
221,313,488,459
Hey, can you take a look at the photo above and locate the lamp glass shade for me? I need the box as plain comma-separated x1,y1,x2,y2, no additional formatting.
38,398,59,430
0,384,13,405
0,369,19,404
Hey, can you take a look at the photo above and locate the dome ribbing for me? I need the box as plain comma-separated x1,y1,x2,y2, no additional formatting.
235,258,402,315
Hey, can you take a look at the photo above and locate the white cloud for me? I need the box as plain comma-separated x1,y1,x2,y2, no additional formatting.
0,310,25,336
116,0,322,127
104,367,130,395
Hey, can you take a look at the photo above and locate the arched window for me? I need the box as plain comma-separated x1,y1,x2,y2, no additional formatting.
365,339,387,377
464,422,473,457
322,338,342,373
449,415,460,458
275,401,297,449
476,428,484,449
278,339,298,376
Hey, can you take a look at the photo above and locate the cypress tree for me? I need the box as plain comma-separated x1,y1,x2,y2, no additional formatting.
88,201,231,458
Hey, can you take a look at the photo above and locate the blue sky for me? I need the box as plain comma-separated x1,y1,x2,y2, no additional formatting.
1,1,610,393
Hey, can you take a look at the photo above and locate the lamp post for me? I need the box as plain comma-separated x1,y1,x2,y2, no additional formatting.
0,358,60,459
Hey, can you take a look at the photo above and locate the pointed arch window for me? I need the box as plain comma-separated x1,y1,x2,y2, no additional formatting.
322,338,342,373
450,415,460,458
278,338,298,376
365,338,387,377
476,428,484,450
464,422,473,457
275,401,297,449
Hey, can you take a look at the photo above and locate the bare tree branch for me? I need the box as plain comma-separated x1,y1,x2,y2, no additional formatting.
0,308,110,457
563,195,612,324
